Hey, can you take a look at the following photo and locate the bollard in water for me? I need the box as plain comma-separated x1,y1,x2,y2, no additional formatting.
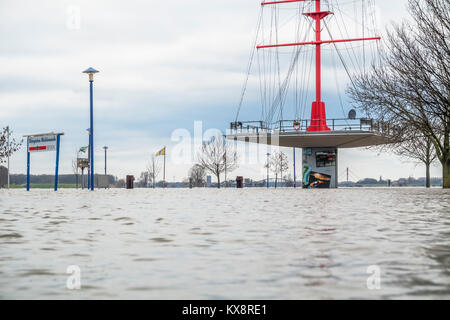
236,176,244,188
126,175,135,189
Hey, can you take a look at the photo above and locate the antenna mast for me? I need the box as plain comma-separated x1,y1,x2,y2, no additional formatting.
258,0,380,131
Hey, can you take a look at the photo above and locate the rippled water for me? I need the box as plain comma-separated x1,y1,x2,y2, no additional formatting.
0,188,449,299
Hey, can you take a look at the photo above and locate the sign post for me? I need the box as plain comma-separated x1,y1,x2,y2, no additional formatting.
26,139,30,191
24,132,64,191
54,134,61,191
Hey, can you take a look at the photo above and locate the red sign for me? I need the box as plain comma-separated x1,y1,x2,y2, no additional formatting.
29,146,47,151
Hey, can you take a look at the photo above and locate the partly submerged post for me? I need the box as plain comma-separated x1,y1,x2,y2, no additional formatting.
54,134,61,191
156,146,167,188
6,126,10,189
293,147,296,188
87,128,91,189
163,149,166,188
266,152,270,188
26,138,30,191
103,146,108,175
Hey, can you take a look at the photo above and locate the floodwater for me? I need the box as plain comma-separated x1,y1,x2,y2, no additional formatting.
0,188,449,299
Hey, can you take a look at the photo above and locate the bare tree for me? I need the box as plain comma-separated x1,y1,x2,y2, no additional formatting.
0,126,23,164
347,0,450,188
72,158,79,189
198,135,238,188
391,128,437,188
138,171,150,187
188,164,206,187
266,151,289,188
147,155,161,188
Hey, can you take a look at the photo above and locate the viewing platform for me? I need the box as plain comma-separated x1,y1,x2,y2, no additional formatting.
227,118,396,149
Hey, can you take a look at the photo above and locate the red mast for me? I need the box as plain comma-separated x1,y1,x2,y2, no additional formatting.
258,0,380,132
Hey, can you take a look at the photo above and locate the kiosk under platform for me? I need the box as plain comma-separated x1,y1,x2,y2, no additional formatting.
302,147,337,188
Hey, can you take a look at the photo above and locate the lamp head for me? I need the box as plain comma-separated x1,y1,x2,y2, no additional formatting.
83,67,99,81
103,146,108,150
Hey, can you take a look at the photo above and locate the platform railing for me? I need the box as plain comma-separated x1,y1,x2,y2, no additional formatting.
230,118,393,136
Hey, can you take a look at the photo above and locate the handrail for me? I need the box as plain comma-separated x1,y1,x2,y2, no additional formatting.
230,118,393,136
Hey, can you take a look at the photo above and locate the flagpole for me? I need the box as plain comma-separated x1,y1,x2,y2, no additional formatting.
163,146,166,188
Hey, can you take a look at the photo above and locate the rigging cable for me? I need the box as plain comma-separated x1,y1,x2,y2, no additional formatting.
301,45,314,122
362,0,366,73
235,6,263,123
332,1,363,75
323,20,358,93
275,6,284,122
331,51,351,123
267,17,311,126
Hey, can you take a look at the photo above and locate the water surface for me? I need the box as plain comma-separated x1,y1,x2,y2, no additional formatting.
0,188,449,299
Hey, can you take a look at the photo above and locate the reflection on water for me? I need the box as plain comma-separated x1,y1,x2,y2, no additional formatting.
0,188,449,299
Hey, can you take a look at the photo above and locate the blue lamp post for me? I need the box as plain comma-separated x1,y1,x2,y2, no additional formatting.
86,128,90,189
266,152,270,188
83,67,99,191
103,146,108,175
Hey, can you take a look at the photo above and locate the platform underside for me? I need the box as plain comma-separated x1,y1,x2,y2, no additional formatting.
227,130,394,148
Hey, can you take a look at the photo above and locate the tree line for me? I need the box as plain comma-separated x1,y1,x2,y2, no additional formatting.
6,173,117,186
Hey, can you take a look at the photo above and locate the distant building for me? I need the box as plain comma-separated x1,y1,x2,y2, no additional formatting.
206,176,212,187
0,165,7,188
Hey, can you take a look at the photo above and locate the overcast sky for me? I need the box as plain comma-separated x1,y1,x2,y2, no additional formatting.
0,0,441,182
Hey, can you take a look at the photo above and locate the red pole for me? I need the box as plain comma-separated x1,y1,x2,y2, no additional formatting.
305,0,330,131
315,0,321,104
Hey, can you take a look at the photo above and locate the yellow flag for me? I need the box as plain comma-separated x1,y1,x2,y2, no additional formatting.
156,147,166,157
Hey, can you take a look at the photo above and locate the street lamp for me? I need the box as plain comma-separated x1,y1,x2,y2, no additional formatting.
266,152,270,189
103,146,108,175
83,67,99,191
